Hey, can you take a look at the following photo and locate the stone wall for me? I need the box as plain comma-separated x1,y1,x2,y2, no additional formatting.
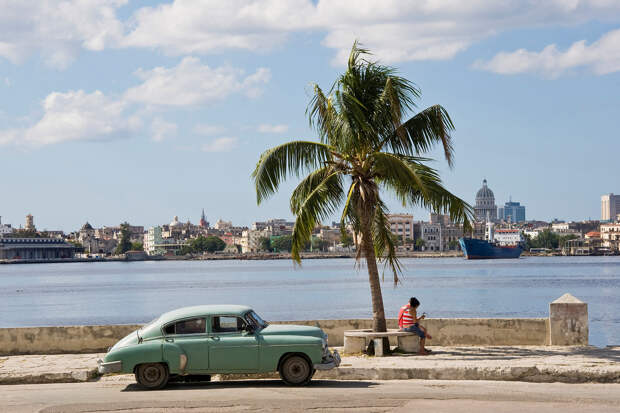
0,294,586,355
0,318,549,355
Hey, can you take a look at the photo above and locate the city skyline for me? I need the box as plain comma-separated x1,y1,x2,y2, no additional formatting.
1,2,619,230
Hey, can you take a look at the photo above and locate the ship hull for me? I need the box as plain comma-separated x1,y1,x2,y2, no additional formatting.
459,237,522,259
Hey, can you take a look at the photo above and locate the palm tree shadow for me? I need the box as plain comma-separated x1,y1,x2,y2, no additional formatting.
122,379,377,392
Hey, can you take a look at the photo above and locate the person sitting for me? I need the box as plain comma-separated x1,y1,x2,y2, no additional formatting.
398,297,432,355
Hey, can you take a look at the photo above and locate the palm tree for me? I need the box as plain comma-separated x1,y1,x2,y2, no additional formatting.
252,42,473,333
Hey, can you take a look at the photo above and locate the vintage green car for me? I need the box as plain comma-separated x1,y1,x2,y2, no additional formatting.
97,305,340,389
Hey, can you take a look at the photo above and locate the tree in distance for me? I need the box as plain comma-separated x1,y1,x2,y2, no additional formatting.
178,235,227,255
114,222,133,255
258,236,273,252
130,242,143,251
415,238,426,250
253,42,473,333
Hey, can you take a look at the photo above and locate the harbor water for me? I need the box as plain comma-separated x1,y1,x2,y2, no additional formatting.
1,256,619,347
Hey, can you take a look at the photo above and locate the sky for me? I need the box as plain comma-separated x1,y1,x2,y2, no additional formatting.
1,0,619,232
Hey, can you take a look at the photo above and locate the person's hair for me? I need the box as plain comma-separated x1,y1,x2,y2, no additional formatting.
409,297,420,308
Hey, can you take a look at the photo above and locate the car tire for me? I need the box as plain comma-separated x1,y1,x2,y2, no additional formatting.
135,363,169,390
278,355,313,386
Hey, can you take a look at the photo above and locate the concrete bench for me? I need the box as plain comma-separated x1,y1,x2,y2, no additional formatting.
343,329,420,356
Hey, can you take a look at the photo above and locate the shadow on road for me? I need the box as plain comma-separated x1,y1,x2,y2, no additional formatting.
122,379,377,392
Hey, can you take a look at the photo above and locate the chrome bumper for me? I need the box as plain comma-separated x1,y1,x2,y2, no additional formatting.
314,349,341,371
97,359,122,374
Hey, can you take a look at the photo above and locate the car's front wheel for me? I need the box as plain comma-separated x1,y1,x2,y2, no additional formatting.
135,363,169,390
279,355,313,386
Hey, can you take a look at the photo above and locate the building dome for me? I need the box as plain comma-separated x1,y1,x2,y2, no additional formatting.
81,222,94,231
476,179,495,200
170,216,182,227
474,179,497,221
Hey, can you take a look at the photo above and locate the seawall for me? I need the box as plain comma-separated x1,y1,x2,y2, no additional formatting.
0,293,587,355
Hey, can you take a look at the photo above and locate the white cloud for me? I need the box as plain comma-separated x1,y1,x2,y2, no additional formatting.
151,118,177,142
201,137,238,152
0,90,140,147
474,28,620,77
0,0,126,69
193,124,227,136
258,123,288,133
124,57,270,106
120,0,620,64
0,57,268,147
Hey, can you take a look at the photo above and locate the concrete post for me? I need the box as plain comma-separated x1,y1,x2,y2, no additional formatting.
549,293,588,346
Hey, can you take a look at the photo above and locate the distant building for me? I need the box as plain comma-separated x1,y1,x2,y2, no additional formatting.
0,238,75,260
25,214,35,231
252,219,294,236
601,193,620,222
199,209,209,228
420,222,442,251
600,220,620,253
0,216,12,237
474,179,497,222
214,219,233,230
498,200,526,223
388,214,414,242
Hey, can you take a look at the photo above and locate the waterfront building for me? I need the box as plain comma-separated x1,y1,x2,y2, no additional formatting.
78,222,117,254
0,216,12,237
600,220,620,253
252,219,294,236
144,225,187,255
498,199,526,223
388,214,414,243
240,228,272,253
474,179,497,222
601,193,620,222
420,222,442,251
0,237,75,260
25,214,35,231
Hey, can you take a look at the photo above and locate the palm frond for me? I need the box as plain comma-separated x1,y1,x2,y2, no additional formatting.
290,171,345,262
381,105,455,167
252,141,334,204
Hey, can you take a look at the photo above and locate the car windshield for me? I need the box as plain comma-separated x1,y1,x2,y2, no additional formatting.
246,310,268,329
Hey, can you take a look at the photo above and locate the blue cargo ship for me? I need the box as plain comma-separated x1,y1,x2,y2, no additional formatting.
459,237,523,259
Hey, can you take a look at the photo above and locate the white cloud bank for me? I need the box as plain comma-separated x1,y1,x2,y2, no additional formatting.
3,1,620,67
474,28,620,77
125,57,270,106
0,58,268,147
0,0,126,69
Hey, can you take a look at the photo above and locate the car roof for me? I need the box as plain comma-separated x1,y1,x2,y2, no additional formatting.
158,305,253,324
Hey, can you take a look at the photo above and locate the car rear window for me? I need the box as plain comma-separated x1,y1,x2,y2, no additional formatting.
164,318,206,335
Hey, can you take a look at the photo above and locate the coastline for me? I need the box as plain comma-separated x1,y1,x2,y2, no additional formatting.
2,250,614,264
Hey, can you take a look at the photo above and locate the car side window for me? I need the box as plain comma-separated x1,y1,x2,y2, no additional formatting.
212,316,246,333
164,318,206,335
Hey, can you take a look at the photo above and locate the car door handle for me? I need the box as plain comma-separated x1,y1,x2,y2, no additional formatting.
165,338,174,343
208,336,219,341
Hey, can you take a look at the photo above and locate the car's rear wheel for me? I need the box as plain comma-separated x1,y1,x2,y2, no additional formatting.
279,355,313,386
135,363,169,390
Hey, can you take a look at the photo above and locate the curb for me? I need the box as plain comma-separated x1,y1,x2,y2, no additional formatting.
2,366,619,386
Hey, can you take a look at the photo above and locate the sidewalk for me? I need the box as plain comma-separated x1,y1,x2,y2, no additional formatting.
1,346,619,385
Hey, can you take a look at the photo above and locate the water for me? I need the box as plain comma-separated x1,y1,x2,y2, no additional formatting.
1,256,619,347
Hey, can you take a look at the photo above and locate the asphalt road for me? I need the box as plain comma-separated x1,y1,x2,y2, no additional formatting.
2,377,620,413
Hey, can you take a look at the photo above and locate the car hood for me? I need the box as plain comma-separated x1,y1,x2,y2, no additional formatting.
259,324,325,339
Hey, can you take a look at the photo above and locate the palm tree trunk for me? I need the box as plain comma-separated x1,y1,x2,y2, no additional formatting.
359,204,387,333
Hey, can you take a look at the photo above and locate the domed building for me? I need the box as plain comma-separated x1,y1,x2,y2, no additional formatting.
474,179,497,222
